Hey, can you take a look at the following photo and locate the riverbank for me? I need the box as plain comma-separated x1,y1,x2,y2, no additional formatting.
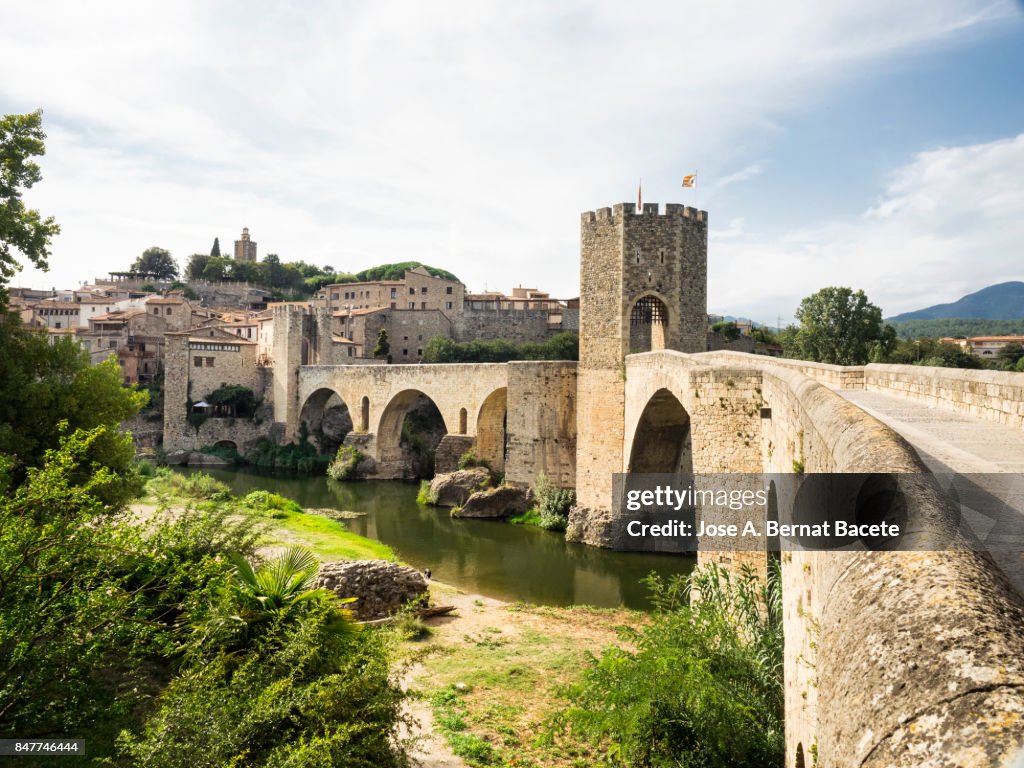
404,582,641,768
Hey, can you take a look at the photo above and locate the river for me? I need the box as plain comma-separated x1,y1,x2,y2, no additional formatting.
186,468,694,610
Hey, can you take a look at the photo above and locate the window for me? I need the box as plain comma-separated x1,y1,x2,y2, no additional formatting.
390,288,397,298
403,336,409,341
194,356,202,367
109,340,117,349
417,349,422,356
331,292,339,301
402,349,408,356
205,357,215,367
420,301,426,309
446,286,453,294
446,301,453,310
166,307,172,315
409,302,415,309
152,307,159,314
417,334,422,341
347,347,354,357
55,322,61,329
409,287,415,295
421,286,427,294
390,302,396,309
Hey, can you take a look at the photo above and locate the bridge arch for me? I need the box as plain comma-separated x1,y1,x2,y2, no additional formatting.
627,387,692,474
376,388,449,477
476,387,508,473
628,293,669,354
299,387,353,454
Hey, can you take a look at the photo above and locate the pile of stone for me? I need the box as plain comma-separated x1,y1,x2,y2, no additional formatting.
312,560,428,621
428,467,492,506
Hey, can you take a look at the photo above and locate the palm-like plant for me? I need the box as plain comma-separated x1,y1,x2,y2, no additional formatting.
188,546,355,656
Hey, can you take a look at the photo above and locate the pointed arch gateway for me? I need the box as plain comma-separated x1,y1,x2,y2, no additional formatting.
627,388,692,475
629,294,668,353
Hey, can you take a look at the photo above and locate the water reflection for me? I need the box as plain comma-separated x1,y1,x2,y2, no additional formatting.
184,468,694,610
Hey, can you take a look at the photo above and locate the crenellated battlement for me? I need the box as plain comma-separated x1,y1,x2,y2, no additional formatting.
581,202,708,224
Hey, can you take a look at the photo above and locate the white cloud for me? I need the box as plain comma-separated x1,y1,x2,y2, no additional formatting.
0,0,1017,298
710,134,1024,322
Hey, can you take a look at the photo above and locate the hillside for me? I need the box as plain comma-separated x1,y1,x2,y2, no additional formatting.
887,281,1024,322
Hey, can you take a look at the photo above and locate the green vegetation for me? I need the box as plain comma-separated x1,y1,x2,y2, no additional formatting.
711,320,741,341
131,246,179,280
783,286,895,365
0,110,61,289
328,444,365,481
373,328,391,358
510,473,574,532
888,317,1024,340
203,383,259,417
417,479,439,505
554,563,784,767
247,437,331,473
457,448,490,471
423,331,579,363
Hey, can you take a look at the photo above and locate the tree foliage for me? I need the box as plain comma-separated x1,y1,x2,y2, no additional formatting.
887,317,1024,340
210,237,220,257
423,332,579,363
710,321,741,341
373,329,390,358
0,313,147,496
554,563,783,768
0,111,61,289
131,246,179,280
785,287,894,365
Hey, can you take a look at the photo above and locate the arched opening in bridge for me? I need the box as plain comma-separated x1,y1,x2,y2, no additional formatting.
459,408,468,435
378,389,448,479
795,743,805,768
628,388,692,474
299,388,352,455
629,294,668,354
767,480,781,564
360,396,370,432
214,440,238,453
791,473,906,550
476,388,507,474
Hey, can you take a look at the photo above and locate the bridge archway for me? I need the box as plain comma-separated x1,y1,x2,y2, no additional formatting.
476,387,508,473
627,388,692,474
299,387,353,455
629,294,668,353
377,389,449,478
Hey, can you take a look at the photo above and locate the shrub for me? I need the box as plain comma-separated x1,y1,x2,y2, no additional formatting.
245,438,331,474
533,473,574,532
554,562,783,767
457,448,490,471
148,470,232,501
327,445,364,481
242,489,302,516
416,479,439,506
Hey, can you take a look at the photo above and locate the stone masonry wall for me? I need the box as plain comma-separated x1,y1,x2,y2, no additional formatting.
505,361,577,488
452,309,556,344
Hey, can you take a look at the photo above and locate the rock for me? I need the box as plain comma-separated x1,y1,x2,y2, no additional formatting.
187,451,231,467
454,484,532,519
165,450,191,466
428,468,492,507
312,560,428,621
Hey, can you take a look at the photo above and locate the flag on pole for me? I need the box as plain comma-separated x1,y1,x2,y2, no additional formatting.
681,173,697,189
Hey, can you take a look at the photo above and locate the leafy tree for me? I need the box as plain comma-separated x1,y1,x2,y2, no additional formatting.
888,318,1024,340
185,253,209,280
711,320,741,341
263,252,283,287
997,342,1024,369
786,287,892,365
920,341,984,369
131,246,179,280
210,236,220,257
0,313,147,494
422,332,579,363
0,111,61,291
373,329,390,358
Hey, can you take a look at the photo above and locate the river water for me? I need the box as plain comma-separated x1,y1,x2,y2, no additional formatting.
189,468,694,610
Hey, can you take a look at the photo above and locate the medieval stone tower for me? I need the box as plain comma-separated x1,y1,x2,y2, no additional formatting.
569,201,708,542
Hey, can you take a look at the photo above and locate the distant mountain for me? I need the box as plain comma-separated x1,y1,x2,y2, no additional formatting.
887,281,1024,322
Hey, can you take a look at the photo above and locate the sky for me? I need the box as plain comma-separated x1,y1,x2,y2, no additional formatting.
1,0,1023,323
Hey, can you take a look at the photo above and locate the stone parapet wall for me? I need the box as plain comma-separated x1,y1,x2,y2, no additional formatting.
694,350,866,389
866,363,1024,428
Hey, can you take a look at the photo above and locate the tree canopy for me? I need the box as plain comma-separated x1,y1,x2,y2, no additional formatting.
784,287,895,365
130,246,179,280
0,111,61,290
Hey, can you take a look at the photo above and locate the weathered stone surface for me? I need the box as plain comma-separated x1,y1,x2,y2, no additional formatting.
454,484,532,519
429,468,491,507
165,450,191,466
186,451,231,467
312,560,428,621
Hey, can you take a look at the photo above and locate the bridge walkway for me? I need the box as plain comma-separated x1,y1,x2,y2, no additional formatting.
837,387,1024,592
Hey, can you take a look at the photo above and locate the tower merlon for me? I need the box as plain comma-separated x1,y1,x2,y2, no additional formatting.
582,203,708,223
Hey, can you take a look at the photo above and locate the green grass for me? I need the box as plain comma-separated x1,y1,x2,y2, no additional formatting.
261,507,396,561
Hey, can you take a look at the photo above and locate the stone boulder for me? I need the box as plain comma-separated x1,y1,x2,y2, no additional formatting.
312,560,428,621
187,451,231,467
454,484,532,519
428,468,492,507
165,450,192,466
